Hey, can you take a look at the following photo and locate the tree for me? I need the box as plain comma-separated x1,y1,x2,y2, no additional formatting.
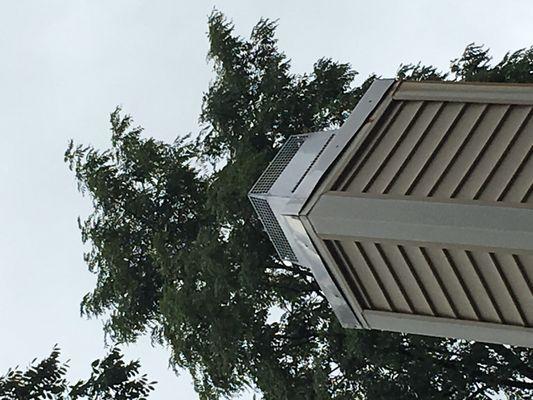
0,347,155,399
65,11,533,400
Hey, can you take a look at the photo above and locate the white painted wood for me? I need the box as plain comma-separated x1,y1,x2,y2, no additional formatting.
395,81,533,105
364,310,533,348
309,192,533,252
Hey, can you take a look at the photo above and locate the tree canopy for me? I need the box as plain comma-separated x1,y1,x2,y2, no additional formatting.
0,347,155,399
65,11,533,400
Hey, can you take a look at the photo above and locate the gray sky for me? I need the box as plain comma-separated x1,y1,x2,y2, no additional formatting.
1,1,532,398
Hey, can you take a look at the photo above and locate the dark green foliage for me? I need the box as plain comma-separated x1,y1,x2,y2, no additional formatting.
0,347,68,400
451,43,533,83
0,347,155,399
66,11,533,399
70,348,155,400
65,113,205,343
397,62,448,81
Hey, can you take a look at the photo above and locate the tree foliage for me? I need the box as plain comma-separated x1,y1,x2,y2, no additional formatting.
0,347,155,399
66,11,533,399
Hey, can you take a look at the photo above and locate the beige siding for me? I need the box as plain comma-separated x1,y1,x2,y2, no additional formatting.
326,240,533,328
313,81,533,343
332,90,533,207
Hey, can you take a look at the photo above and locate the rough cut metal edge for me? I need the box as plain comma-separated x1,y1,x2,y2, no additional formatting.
248,79,396,328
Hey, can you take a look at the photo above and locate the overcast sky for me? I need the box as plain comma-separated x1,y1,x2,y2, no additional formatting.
1,1,532,399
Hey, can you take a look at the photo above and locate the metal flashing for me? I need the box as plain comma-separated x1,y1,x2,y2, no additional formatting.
248,78,397,328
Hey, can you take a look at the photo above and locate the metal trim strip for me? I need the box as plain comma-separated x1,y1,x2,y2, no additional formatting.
364,309,533,348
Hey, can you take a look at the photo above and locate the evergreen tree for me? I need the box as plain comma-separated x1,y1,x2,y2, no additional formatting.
65,11,533,399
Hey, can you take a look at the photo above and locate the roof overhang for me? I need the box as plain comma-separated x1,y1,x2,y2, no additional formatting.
249,79,533,347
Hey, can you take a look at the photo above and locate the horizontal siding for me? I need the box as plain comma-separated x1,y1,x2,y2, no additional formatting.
326,240,533,327
334,99,533,207
322,82,533,332
342,101,425,193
